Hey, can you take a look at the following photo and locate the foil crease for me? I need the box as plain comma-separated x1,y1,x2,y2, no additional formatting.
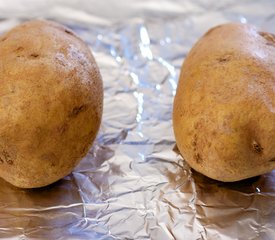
0,0,275,239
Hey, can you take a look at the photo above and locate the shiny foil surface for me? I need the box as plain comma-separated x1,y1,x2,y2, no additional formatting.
0,0,275,239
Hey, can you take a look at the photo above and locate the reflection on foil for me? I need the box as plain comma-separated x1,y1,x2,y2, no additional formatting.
0,0,275,239
139,26,153,60
133,91,144,123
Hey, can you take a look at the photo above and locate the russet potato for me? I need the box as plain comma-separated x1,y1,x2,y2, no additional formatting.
0,20,103,188
173,23,275,181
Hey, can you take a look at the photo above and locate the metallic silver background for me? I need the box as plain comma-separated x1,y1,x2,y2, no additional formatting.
0,0,275,239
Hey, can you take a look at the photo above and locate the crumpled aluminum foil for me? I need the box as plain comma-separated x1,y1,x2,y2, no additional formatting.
0,0,275,239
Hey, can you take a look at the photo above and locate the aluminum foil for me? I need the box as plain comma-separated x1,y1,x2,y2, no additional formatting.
0,0,275,239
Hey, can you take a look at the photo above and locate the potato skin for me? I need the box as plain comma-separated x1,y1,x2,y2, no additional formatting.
173,23,275,182
0,20,103,188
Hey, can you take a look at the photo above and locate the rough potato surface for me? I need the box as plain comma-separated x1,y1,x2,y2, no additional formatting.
173,23,275,181
0,20,103,188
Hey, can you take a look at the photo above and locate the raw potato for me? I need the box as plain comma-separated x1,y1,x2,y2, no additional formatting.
0,20,103,188
173,23,275,182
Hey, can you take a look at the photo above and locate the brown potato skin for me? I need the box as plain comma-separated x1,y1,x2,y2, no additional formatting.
0,20,103,188
173,23,275,182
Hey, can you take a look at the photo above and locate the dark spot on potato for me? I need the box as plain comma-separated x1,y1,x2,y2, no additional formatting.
193,144,197,155
7,159,13,165
268,157,275,162
258,31,275,46
194,153,203,164
193,134,198,148
0,158,3,164
59,46,68,55
40,153,58,167
57,123,69,134
65,29,74,35
252,140,263,154
89,129,94,136
1,150,13,165
56,57,66,67
15,46,24,52
81,145,87,154
30,53,39,58
15,47,24,57
217,54,231,63
1,37,7,42
69,104,88,118
194,120,205,130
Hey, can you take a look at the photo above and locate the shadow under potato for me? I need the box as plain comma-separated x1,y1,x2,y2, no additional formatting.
173,145,275,194
191,168,275,194
0,173,83,208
